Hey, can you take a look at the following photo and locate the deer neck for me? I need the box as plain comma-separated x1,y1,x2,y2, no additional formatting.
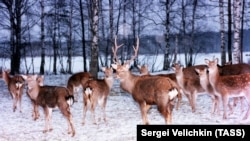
27,81,40,100
120,72,138,94
175,71,185,88
104,76,114,90
208,66,220,89
199,74,211,92
2,72,10,85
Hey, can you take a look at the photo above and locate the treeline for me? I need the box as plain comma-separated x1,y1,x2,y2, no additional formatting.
1,30,250,59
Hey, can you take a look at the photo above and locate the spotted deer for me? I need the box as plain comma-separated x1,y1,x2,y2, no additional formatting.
82,67,114,125
67,72,92,102
2,69,25,112
137,64,182,110
22,74,75,136
205,58,250,120
111,37,180,124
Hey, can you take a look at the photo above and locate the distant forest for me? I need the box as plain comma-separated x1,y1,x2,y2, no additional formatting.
1,30,250,58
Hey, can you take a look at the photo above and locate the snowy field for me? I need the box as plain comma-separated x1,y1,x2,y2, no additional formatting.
1,52,250,141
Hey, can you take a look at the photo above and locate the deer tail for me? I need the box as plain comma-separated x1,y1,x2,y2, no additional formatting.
166,78,178,100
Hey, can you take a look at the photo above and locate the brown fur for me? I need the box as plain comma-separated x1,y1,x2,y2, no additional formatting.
22,75,75,136
67,72,92,102
26,75,44,120
173,64,207,112
2,70,25,112
205,58,250,120
137,64,182,110
82,67,114,125
112,63,179,124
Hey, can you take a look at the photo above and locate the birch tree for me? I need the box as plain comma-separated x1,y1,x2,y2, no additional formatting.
233,0,242,64
89,0,99,78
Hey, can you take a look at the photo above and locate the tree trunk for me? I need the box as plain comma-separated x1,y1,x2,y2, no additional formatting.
227,0,232,63
67,0,73,74
79,0,87,72
163,0,170,70
219,0,226,65
90,0,99,78
233,0,242,64
40,0,45,74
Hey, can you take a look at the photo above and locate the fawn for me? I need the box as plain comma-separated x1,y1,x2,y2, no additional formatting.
22,74,75,136
82,67,114,125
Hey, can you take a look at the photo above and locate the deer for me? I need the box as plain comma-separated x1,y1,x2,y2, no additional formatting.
67,71,92,102
137,64,182,110
82,67,114,125
172,63,209,113
194,67,220,114
22,74,75,136
111,36,180,124
2,69,25,113
205,58,250,120
26,75,44,120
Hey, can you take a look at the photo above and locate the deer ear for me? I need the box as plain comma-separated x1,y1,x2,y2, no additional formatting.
124,63,130,70
111,64,117,70
21,75,27,80
204,59,209,64
101,67,106,72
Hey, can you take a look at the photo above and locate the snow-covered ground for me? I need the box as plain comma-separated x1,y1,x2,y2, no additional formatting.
0,71,250,141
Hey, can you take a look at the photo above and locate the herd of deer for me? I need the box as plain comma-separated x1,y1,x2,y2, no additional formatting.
1,37,250,137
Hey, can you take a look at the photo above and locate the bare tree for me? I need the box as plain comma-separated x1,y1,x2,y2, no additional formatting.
79,0,88,72
0,0,28,74
40,0,45,74
219,0,226,65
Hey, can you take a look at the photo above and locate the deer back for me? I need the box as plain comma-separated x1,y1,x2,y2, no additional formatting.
205,58,250,95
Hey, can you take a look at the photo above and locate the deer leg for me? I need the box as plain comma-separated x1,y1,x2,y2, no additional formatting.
175,90,182,110
222,96,229,119
242,96,250,120
43,107,49,133
82,95,88,125
12,94,18,112
191,92,197,113
48,108,53,131
19,91,22,113
91,101,97,125
101,97,108,123
60,104,75,137
139,102,151,125
33,103,40,120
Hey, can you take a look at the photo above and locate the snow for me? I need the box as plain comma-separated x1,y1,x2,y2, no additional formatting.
1,53,250,141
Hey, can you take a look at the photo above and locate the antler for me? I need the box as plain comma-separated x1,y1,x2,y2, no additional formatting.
112,36,123,65
125,36,139,65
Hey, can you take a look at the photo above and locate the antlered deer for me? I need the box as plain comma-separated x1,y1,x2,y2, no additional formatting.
22,75,75,136
137,64,182,110
205,58,250,120
111,37,179,124
2,69,25,112
82,67,114,125
67,72,92,102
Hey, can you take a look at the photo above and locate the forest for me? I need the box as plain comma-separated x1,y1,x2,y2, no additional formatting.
0,0,249,77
